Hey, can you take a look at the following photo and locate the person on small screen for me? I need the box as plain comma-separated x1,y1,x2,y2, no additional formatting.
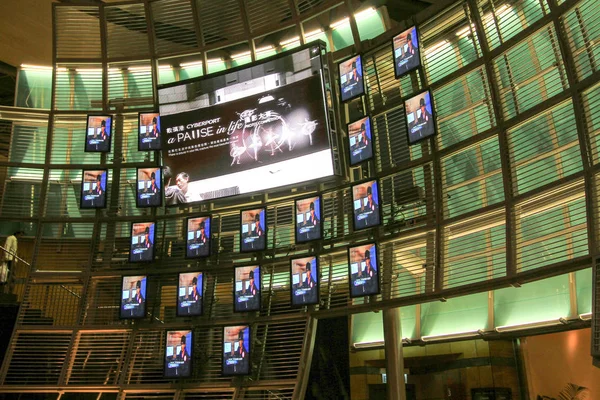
150,116,160,138
362,249,378,294
301,202,320,241
302,261,318,304
177,335,190,369
359,123,369,147
133,226,153,261
253,213,264,238
344,61,363,99
100,119,108,141
241,269,259,310
126,279,145,318
166,334,190,376
243,213,265,251
141,116,160,151
93,175,106,206
355,185,379,228
234,331,249,373
400,32,420,73
409,97,434,138
195,221,208,246
142,171,160,207
179,276,201,315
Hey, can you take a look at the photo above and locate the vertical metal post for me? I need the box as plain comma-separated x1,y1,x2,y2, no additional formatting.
383,307,406,400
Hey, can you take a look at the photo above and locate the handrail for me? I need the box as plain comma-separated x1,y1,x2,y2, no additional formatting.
0,245,31,267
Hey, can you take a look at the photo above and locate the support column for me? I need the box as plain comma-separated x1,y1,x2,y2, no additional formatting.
383,307,406,400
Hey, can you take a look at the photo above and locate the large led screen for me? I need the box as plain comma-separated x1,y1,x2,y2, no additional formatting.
164,330,192,378
136,167,162,207
139,112,161,151
338,54,364,102
158,46,334,206
177,272,203,316
186,216,211,258
393,26,421,78
120,275,147,319
234,265,261,312
85,115,112,152
352,180,381,231
405,89,436,145
223,325,250,376
80,169,107,209
295,195,322,243
240,208,266,253
348,243,380,297
129,222,155,262
347,116,373,166
290,256,319,306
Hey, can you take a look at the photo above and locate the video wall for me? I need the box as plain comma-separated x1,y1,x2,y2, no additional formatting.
75,30,433,379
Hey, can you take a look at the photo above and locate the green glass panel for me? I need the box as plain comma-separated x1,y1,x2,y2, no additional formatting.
421,293,488,337
158,68,176,85
357,10,385,41
16,70,52,109
494,274,570,327
331,25,354,51
256,50,277,60
575,268,592,315
179,65,203,81
232,56,252,68
207,61,227,74
351,305,417,344
515,157,559,193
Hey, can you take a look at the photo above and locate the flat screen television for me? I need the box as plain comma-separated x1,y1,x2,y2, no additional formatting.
185,216,211,258
294,195,322,244
233,265,261,312
129,222,156,263
158,44,335,206
80,169,108,209
136,167,162,207
347,116,374,166
348,243,380,297
338,54,365,103
393,26,421,78
164,330,192,378
222,325,250,376
404,89,436,145
139,112,162,151
290,255,319,306
351,180,381,231
85,115,112,152
120,275,147,319
240,208,266,252
176,272,203,317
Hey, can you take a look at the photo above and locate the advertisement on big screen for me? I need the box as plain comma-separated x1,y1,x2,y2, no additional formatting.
161,75,333,205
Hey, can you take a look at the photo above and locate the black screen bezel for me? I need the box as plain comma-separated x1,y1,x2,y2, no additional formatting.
119,275,148,320
346,115,375,167
222,325,251,376
128,222,157,263
164,329,193,378
233,265,262,313
84,114,113,153
337,54,365,103
138,112,162,151
79,169,108,210
289,255,320,307
350,179,382,232
239,208,267,253
347,242,381,298
392,25,422,79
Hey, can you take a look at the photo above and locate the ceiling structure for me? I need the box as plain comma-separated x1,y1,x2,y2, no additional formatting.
0,0,437,70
